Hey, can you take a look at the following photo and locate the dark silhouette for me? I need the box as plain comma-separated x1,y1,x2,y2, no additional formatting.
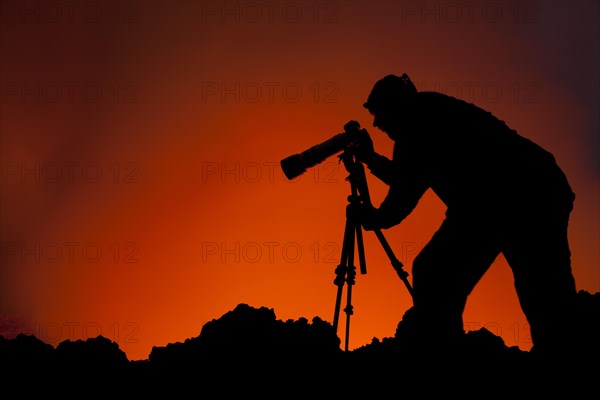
354,73,580,358
1,295,598,395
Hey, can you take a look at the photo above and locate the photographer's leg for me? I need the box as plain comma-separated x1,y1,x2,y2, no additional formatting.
405,217,501,350
502,210,577,358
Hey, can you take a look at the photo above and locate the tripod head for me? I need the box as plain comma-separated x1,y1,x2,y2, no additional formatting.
339,155,365,200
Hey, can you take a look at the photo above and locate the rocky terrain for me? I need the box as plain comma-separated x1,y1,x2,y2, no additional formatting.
2,290,598,397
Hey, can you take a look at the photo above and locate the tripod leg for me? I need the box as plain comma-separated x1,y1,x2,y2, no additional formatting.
332,213,356,333
355,223,367,275
374,228,414,300
342,221,357,352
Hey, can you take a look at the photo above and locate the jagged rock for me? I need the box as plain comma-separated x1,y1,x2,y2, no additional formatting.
54,335,129,369
0,293,598,395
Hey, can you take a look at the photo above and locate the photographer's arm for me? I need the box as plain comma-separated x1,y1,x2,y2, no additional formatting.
375,181,428,228
352,127,399,186
362,152,398,186
359,152,429,231
360,180,428,230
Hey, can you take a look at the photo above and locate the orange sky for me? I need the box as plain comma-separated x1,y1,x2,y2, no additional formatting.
1,1,598,361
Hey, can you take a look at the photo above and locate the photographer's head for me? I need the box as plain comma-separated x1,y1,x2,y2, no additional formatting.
363,74,417,140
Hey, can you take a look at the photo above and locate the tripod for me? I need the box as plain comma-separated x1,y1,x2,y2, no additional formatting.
332,148,414,351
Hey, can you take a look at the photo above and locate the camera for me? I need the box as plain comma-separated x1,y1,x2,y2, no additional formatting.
280,120,364,180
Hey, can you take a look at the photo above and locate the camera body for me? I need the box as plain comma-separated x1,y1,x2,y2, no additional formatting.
280,121,364,180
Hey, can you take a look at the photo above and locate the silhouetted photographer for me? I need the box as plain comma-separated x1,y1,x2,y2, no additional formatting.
354,74,579,357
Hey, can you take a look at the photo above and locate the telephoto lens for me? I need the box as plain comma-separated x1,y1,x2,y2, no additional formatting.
280,132,348,180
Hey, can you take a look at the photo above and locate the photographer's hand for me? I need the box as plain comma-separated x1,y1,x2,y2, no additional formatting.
356,129,374,161
344,121,375,164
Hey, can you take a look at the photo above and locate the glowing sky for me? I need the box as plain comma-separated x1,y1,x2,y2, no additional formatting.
1,1,598,361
